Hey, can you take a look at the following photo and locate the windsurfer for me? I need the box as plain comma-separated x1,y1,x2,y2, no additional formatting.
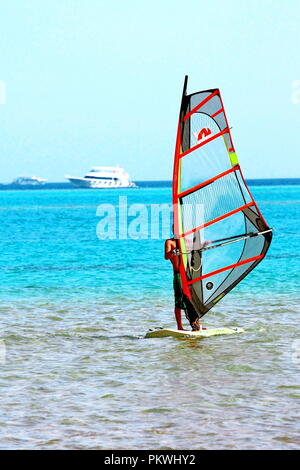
164,237,201,331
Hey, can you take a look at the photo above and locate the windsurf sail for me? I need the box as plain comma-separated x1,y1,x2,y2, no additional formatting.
173,76,272,318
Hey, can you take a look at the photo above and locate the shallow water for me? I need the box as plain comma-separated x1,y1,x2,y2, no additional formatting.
0,186,299,449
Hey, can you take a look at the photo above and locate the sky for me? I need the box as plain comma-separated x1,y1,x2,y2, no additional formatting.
0,0,299,182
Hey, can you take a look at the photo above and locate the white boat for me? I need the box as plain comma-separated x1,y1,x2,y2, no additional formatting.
65,166,137,189
12,176,46,185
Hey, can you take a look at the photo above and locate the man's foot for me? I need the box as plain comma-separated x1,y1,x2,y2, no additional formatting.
191,318,201,331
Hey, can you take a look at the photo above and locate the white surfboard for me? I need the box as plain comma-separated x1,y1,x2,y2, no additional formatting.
145,327,244,339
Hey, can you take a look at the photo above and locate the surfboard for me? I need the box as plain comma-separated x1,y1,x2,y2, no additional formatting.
145,327,244,339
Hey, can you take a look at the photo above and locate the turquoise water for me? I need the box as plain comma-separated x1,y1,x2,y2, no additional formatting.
0,186,299,449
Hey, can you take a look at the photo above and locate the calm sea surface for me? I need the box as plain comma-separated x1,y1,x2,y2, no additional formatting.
0,184,299,449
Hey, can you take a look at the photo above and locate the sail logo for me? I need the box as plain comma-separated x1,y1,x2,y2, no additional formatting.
194,127,212,143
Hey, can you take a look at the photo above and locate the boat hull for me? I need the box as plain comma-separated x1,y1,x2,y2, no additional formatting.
67,177,136,189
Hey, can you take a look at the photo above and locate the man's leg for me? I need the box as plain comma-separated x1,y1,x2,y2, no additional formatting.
173,272,186,330
183,296,201,331
190,317,201,331
175,307,185,330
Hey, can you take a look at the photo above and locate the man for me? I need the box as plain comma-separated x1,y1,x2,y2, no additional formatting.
165,237,201,331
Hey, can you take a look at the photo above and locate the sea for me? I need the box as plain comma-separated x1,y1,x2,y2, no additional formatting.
0,180,299,450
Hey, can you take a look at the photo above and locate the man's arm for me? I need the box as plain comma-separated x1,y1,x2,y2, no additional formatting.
164,239,174,260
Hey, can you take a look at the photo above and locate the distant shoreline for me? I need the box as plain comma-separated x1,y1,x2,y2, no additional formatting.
0,178,299,190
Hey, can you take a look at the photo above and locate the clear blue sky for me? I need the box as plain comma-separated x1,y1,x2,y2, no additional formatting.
0,0,299,181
